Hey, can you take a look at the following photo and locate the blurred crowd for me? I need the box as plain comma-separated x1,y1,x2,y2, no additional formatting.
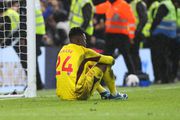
40,0,107,48
40,0,70,46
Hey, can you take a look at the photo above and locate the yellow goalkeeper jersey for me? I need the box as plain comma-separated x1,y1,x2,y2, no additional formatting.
56,43,114,100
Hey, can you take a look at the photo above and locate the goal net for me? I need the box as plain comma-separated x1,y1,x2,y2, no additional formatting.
0,0,36,98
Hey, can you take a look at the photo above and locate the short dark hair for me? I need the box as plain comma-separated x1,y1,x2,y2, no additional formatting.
69,27,85,40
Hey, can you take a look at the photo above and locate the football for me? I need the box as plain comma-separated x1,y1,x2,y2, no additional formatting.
126,74,139,87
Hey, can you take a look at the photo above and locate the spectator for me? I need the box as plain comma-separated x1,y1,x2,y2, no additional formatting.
93,14,106,41
150,0,177,83
41,0,52,20
41,0,68,46
142,0,159,48
91,14,106,53
60,0,71,16
141,0,159,83
95,0,137,75
69,0,94,47
53,10,69,46
1,0,27,72
127,0,148,75
0,2,11,44
0,0,29,88
35,0,46,89
170,0,180,82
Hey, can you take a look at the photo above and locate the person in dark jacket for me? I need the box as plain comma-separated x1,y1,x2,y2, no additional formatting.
126,0,148,76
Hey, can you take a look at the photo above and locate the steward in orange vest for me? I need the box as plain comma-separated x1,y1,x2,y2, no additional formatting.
95,0,137,75
95,0,136,39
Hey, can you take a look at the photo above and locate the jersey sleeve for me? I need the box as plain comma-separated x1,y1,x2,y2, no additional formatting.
99,54,114,65
85,48,114,65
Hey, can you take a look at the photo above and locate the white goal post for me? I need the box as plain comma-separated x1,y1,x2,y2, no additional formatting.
0,0,36,98
24,0,36,97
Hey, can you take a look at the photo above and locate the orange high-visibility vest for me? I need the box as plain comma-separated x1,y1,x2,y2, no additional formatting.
95,0,136,39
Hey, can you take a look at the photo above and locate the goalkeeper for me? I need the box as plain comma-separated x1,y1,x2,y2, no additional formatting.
56,27,128,100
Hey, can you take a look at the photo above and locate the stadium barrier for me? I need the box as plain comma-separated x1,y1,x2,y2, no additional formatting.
0,47,154,89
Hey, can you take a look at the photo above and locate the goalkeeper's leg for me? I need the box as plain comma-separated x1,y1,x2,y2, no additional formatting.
95,64,116,99
102,65,128,100
94,64,125,99
78,63,109,99
102,65,117,96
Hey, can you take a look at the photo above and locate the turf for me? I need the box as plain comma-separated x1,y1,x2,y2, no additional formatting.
0,83,180,120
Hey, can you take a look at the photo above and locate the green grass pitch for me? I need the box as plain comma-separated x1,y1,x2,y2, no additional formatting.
0,82,180,120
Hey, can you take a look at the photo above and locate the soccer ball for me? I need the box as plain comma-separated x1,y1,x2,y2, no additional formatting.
126,74,139,87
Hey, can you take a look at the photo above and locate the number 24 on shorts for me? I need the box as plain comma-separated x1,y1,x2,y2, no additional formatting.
56,56,73,75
